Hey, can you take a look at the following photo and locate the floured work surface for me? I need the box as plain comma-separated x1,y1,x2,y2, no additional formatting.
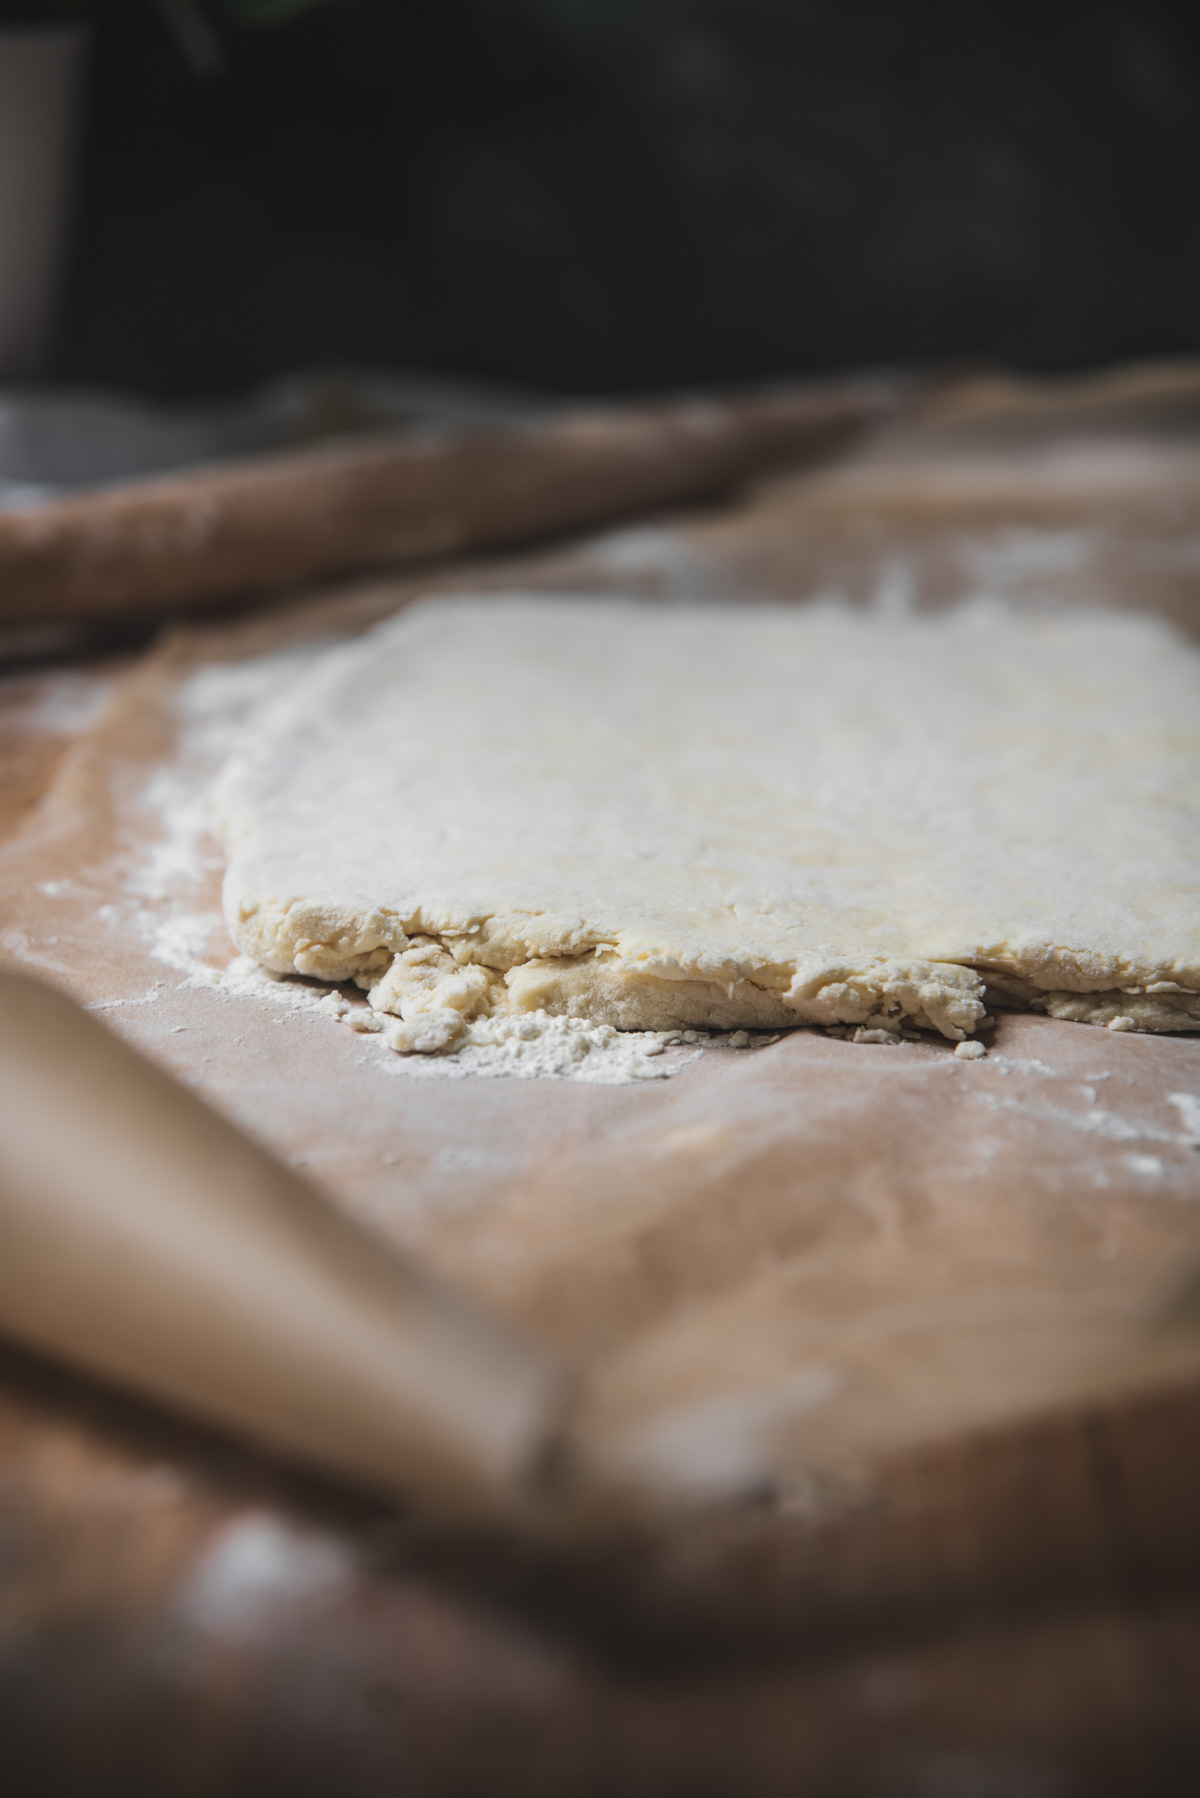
4,365,1200,1499
3,365,1200,1683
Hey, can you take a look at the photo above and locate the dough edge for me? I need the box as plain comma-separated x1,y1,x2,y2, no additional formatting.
225,888,1200,1046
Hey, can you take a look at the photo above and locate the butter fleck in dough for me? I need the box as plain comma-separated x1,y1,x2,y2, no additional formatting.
216,595,1200,1049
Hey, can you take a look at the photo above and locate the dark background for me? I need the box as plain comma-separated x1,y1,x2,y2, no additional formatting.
59,0,1200,398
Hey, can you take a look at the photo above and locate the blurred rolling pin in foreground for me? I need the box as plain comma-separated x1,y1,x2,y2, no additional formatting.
0,376,909,625
0,970,570,1522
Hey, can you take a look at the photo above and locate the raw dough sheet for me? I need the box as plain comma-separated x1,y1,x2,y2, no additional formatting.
219,595,1200,1053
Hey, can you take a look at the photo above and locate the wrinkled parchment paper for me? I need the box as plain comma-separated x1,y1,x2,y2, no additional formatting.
3,364,1200,1508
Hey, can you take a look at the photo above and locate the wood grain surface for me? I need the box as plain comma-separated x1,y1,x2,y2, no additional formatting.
2,367,1200,1794
1,1333,1198,1796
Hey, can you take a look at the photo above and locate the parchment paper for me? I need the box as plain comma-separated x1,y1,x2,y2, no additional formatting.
3,363,1200,1508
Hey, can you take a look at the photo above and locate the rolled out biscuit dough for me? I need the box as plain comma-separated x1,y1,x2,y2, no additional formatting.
217,595,1200,1050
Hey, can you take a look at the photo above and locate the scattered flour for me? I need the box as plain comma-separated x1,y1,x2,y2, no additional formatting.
130,649,324,912
1169,1093,1200,1147
989,1055,1057,1078
121,653,718,1084
180,949,715,1083
1125,1154,1167,1180
585,525,718,597
381,1009,698,1085
975,1089,1181,1147
960,528,1093,592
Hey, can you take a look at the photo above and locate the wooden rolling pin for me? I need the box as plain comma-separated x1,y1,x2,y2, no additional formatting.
0,970,570,1521
0,377,908,625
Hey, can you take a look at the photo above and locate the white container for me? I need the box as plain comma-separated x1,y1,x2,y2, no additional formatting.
0,25,87,379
